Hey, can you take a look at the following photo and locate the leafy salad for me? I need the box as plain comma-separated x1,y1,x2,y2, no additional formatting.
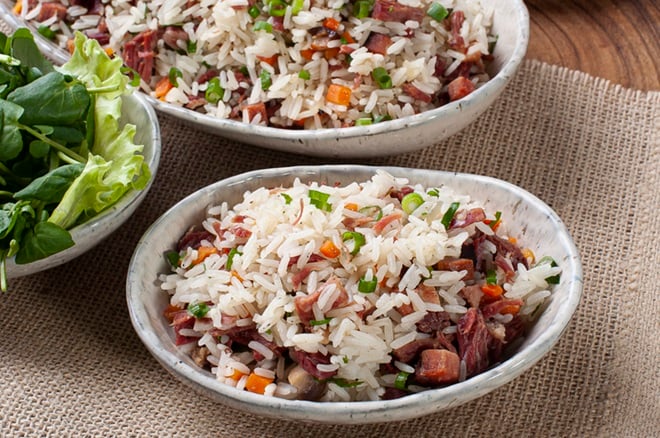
0,29,150,290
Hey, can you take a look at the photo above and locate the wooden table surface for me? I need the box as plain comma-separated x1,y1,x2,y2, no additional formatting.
526,0,659,91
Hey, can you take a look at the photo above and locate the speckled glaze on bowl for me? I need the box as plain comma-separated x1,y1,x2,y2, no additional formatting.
0,0,528,158
5,92,161,279
126,165,582,424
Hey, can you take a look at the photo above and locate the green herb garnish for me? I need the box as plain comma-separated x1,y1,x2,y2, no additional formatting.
226,247,242,270
205,77,224,104
401,192,424,214
427,2,449,21
342,231,366,255
358,276,377,293
441,202,460,229
537,256,560,284
371,67,392,89
308,189,332,211
281,193,293,204
394,371,409,390
188,302,209,318
310,317,333,326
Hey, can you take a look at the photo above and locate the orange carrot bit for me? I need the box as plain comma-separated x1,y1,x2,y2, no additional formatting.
300,48,316,60
66,39,75,54
320,240,341,258
341,31,355,44
326,84,352,106
522,248,535,265
344,203,358,211
154,76,173,100
13,0,22,14
104,47,114,57
163,304,183,322
231,270,244,282
256,54,278,67
507,236,517,244
500,304,521,315
323,17,341,32
324,47,340,60
228,368,247,381
481,283,504,298
193,246,218,265
245,372,274,395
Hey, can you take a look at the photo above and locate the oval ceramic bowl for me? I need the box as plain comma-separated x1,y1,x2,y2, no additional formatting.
0,0,528,158
5,92,161,279
126,165,582,424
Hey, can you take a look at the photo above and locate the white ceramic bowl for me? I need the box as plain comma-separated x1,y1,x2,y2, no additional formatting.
6,92,161,279
126,165,582,424
0,0,528,158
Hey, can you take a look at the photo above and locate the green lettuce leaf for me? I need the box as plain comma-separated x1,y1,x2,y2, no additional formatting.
48,33,150,229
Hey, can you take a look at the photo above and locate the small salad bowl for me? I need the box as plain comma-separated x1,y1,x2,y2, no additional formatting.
5,91,160,280
126,165,581,424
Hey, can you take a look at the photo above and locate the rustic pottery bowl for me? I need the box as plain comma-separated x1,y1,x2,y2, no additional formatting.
6,92,161,279
0,0,528,158
126,165,582,424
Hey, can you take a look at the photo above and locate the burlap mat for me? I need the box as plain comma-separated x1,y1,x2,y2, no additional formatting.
0,25,658,437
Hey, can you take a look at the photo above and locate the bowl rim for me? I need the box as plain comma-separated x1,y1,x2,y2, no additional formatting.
126,164,582,424
0,0,530,142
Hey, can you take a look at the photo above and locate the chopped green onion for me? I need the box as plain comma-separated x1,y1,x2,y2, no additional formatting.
309,189,332,211
253,21,273,32
537,256,560,284
259,70,272,90
168,67,183,86
354,0,371,19
248,5,261,18
355,117,373,126
37,25,56,40
240,65,249,75
371,67,392,89
267,0,287,16
291,0,305,14
187,40,197,53
358,205,383,221
281,193,293,204
310,317,333,326
342,231,366,255
489,211,502,229
373,114,392,123
188,302,209,318
401,192,424,214
441,202,460,229
486,269,497,285
358,276,377,293
394,371,409,390
226,248,242,270
205,77,225,104
427,188,439,197
165,250,181,268
427,2,449,21
298,69,311,80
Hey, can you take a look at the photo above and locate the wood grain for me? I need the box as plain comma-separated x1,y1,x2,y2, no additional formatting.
526,0,660,90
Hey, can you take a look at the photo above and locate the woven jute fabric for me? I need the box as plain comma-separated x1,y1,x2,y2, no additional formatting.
0,27,658,438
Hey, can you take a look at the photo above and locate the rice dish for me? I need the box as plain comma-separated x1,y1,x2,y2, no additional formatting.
159,170,561,401
15,0,496,128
